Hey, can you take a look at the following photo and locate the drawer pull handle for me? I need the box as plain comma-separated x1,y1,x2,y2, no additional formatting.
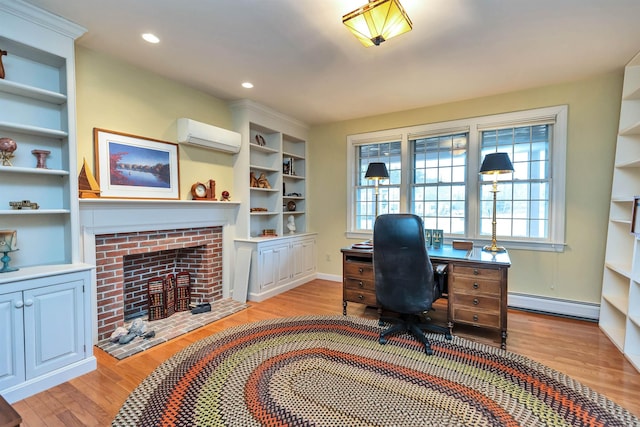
358,268,364,273
473,298,479,305
358,294,364,300
358,281,364,288
473,282,479,289
473,314,479,322
473,269,479,275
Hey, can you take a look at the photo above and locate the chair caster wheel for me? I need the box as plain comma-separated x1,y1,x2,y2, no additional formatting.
379,336,388,345
425,347,433,355
445,333,452,340
378,319,384,326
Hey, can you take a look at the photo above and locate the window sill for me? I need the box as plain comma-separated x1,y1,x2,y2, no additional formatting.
346,231,566,253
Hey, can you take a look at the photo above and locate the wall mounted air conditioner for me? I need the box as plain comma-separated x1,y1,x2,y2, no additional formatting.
177,118,241,153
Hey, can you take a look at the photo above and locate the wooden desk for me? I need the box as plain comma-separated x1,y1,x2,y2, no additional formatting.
341,245,511,349
0,394,21,427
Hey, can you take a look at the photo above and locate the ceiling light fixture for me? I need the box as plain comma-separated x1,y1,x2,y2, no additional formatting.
241,82,254,89
342,0,413,47
141,33,160,44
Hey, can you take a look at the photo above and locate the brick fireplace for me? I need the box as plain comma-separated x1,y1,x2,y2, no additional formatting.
79,199,240,344
94,226,222,341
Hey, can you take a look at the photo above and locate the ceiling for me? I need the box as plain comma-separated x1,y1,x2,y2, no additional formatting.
22,0,640,125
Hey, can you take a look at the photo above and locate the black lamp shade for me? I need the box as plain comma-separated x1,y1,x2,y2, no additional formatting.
479,153,514,175
364,162,389,179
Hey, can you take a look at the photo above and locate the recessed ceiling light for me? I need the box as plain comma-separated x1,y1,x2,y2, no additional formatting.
142,33,160,44
242,82,254,89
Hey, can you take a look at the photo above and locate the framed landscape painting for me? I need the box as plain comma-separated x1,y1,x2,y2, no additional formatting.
94,128,180,199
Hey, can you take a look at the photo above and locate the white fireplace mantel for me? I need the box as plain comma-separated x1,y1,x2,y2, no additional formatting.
79,199,240,234
79,199,240,343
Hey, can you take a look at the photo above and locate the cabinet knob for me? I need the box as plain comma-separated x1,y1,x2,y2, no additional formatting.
15,300,24,309
358,268,364,273
473,269,479,275
358,294,364,300
473,314,479,322
473,282,479,289
24,299,34,307
473,298,479,305
358,281,364,288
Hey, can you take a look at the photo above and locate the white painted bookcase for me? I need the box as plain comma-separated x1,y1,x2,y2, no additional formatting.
600,50,640,372
0,0,95,402
230,100,317,302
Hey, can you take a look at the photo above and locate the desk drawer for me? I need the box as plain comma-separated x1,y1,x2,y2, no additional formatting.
344,261,374,280
344,277,375,291
452,293,500,311
451,277,501,296
343,288,377,307
451,265,502,281
452,307,501,329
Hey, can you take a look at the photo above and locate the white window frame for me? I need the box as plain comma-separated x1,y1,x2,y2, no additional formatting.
346,105,568,252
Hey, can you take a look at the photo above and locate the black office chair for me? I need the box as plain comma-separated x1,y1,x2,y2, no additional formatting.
373,213,452,355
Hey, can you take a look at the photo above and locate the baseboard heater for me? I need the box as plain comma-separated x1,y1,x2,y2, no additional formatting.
508,293,600,321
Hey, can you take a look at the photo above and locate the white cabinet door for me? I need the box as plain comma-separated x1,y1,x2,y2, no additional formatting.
291,240,305,279
275,244,291,285
302,238,316,276
291,238,316,280
258,242,290,291
23,279,84,380
0,292,25,391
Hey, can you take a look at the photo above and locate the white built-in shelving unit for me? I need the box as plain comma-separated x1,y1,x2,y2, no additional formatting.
230,100,316,302
0,0,95,402
600,50,640,372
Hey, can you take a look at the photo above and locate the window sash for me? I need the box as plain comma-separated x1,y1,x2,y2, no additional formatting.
479,124,552,240
411,133,468,234
354,141,402,232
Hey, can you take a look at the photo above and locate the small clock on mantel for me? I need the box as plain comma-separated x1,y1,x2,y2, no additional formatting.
190,179,217,200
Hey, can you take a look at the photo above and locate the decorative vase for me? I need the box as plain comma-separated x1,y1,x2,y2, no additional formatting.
32,149,51,168
0,137,17,166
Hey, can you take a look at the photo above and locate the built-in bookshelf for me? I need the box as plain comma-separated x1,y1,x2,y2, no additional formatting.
0,0,95,403
230,100,317,302
600,50,640,372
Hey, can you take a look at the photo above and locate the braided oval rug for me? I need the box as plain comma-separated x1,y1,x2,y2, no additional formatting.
112,315,639,427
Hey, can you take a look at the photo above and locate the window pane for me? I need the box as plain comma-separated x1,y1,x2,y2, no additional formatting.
355,141,401,230
410,133,468,235
480,124,551,239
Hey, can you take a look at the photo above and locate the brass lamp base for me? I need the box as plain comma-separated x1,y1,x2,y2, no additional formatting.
483,244,506,253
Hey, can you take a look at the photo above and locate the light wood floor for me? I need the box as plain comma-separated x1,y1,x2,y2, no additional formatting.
10,279,640,425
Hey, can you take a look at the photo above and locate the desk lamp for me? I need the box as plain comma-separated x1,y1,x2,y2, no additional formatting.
479,153,514,253
365,162,389,218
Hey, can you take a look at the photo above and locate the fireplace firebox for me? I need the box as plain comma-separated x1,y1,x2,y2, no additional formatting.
94,226,222,341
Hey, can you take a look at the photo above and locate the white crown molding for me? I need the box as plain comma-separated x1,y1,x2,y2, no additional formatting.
0,0,86,39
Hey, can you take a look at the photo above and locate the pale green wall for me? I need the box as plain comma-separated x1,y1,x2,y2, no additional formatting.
74,45,624,304
75,47,236,199
308,71,623,304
